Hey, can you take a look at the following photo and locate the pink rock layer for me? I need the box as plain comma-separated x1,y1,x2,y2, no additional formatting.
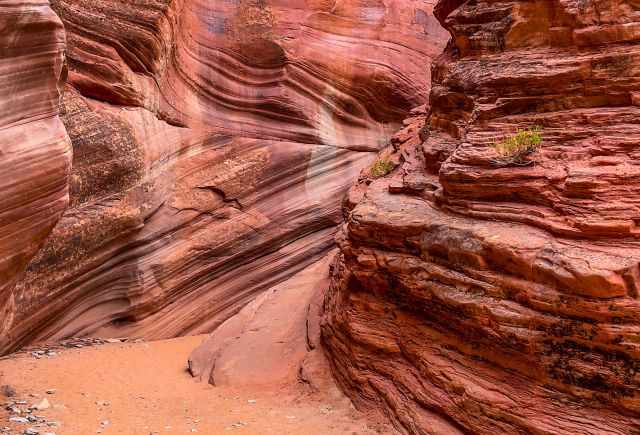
0,0,447,353
321,0,640,433
0,1,72,341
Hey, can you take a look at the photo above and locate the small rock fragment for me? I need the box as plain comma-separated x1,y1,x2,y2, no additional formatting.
319,404,333,414
7,405,21,414
30,398,50,411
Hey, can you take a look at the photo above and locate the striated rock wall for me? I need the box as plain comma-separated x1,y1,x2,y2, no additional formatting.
0,0,447,353
322,0,640,433
0,1,72,342
51,0,448,146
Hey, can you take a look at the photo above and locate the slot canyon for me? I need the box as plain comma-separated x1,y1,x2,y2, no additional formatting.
1,0,639,433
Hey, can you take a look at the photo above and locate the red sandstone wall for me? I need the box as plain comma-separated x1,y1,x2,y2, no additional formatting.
322,0,640,432
0,0,447,353
0,0,72,343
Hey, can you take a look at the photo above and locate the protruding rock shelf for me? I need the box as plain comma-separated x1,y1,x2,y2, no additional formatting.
321,0,640,433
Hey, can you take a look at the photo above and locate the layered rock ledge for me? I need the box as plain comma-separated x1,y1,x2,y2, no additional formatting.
321,0,640,433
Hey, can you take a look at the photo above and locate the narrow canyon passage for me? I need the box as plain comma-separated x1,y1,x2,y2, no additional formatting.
3,0,640,434
1,0,445,433
0,0,446,353
0,254,391,434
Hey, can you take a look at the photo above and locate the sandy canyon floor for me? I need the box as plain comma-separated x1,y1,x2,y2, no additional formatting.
0,336,386,435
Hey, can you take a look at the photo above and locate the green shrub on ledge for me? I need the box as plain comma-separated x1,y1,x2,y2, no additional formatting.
370,158,395,178
491,126,543,165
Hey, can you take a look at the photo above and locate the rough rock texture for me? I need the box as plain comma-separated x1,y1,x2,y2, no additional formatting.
0,0,447,353
0,1,72,341
322,1,640,433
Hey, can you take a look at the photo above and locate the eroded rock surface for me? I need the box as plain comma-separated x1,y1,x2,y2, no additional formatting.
0,1,72,342
322,1,640,433
0,0,446,353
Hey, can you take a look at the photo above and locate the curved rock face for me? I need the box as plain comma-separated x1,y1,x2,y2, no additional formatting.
54,0,449,145
322,1,640,433
0,0,446,353
0,1,72,343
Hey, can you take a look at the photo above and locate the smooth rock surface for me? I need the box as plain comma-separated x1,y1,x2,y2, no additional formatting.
188,252,340,395
322,1,640,433
0,0,447,353
0,0,72,346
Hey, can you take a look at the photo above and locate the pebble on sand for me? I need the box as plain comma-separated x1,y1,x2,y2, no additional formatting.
30,398,50,411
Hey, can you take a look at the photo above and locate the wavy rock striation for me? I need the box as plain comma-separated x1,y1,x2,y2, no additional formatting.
0,0,446,353
51,0,448,146
322,0,640,433
0,1,72,343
